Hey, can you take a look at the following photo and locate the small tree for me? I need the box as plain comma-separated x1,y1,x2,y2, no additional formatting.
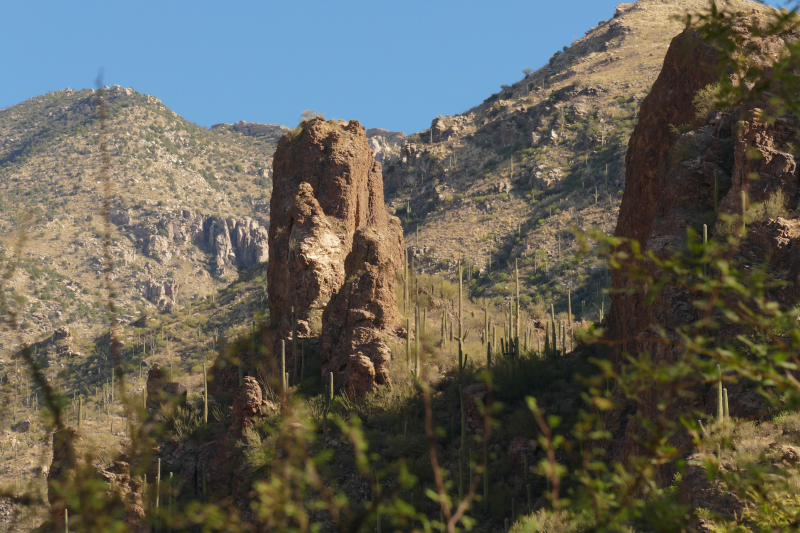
523,68,533,77
300,109,324,122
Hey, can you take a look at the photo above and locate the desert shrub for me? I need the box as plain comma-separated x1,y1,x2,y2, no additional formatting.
751,188,789,221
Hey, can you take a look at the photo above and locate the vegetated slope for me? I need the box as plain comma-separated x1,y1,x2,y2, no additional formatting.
384,0,773,324
0,86,283,349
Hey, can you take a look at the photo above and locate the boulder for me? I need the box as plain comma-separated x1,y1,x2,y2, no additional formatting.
12,418,34,433
53,326,71,341
781,445,800,464
679,456,741,519
144,235,172,261
110,211,131,226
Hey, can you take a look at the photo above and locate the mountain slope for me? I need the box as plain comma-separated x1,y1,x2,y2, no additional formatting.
383,0,774,322
0,86,281,348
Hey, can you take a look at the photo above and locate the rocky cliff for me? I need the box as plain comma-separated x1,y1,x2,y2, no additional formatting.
366,127,405,164
607,13,796,486
320,223,404,398
267,118,403,389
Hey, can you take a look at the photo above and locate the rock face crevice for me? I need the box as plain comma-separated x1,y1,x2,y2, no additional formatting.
268,117,404,396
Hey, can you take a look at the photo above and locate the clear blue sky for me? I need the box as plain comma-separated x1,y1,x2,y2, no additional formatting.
0,0,789,134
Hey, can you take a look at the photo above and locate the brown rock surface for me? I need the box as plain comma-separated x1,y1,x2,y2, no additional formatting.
507,437,538,478
608,17,800,487
268,117,402,370
144,278,179,313
230,376,263,437
679,456,741,520
320,223,404,399
96,461,146,530
609,28,719,354
462,383,487,435
146,363,187,411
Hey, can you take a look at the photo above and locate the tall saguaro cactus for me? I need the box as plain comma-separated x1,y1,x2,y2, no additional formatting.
568,290,573,344
484,305,488,346
202,363,208,424
458,261,463,343
515,259,520,340
281,340,287,395
291,307,298,383
414,307,421,377
404,248,409,315
406,318,411,365
717,364,723,423
459,385,466,501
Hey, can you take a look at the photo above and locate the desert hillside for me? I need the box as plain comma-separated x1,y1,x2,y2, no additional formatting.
0,86,283,350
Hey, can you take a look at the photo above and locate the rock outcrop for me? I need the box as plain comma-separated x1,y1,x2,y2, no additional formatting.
319,225,403,398
366,128,406,164
128,208,269,278
608,16,798,486
268,117,404,397
430,115,471,143
96,461,146,530
146,364,187,411
229,376,263,437
211,120,289,143
203,216,269,276
144,278,179,313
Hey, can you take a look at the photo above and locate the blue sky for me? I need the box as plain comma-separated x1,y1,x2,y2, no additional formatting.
0,1,789,134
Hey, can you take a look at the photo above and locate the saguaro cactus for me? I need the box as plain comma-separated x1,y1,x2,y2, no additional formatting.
484,305,488,346
156,458,161,531
459,385,466,500
372,465,382,533
703,224,709,277
515,259,520,338
292,307,298,383
568,289,573,340
323,371,334,444
545,326,550,358
717,364,723,423
406,318,411,364
404,248,409,314
441,312,447,348
723,388,730,421
484,446,489,514
202,363,208,424
301,339,306,382
281,340,287,395
414,306,420,377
